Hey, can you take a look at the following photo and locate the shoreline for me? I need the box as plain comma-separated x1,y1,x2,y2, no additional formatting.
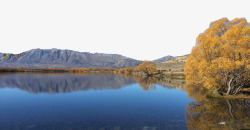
0,67,185,78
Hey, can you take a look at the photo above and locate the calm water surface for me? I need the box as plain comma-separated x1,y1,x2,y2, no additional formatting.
0,73,249,130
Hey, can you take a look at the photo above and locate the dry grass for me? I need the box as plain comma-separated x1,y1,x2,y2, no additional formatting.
223,94,250,99
156,55,189,77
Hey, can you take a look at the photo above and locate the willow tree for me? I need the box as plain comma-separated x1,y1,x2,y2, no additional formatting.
184,18,250,95
134,61,157,76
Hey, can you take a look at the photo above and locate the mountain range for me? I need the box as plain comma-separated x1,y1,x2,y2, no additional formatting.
0,49,174,68
0,49,142,68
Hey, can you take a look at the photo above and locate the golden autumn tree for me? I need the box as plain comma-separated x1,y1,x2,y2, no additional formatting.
134,61,157,76
124,67,133,74
184,18,250,95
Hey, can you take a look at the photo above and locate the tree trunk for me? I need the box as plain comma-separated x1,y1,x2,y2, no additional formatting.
234,85,242,95
227,75,235,95
226,100,236,119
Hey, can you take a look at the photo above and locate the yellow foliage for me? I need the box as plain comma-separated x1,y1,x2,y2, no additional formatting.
185,100,250,130
184,18,250,94
1,54,7,60
134,76,157,91
134,61,157,76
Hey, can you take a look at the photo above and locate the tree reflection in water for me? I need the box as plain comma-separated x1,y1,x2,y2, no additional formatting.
136,78,250,129
185,84,208,102
133,76,186,91
134,76,157,91
185,99,250,130
185,84,250,129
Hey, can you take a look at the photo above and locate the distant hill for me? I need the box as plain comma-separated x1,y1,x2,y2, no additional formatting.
153,55,174,63
156,55,189,77
163,54,188,64
0,49,142,69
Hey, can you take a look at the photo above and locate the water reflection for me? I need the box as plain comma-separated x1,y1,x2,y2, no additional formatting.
0,73,249,129
0,73,191,130
0,73,136,94
157,77,186,91
134,77,157,91
185,84,208,102
134,76,186,91
185,83,250,129
185,99,250,130
0,73,186,93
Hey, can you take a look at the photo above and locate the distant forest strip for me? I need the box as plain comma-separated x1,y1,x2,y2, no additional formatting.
0,61,156,74
0,61,151,75
0,61,187,80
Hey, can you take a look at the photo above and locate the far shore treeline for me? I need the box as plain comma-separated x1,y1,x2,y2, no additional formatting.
0,61,158,75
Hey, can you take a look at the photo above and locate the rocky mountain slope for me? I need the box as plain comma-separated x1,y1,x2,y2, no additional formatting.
0,49,142,68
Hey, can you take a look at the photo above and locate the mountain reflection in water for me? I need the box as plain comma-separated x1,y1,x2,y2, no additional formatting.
0,73,186,94
0,73,249,130
0,73,136,94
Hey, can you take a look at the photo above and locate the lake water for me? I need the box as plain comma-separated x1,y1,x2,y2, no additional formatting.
0,73,249,130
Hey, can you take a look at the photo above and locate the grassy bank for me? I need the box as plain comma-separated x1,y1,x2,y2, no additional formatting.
206,91,250,100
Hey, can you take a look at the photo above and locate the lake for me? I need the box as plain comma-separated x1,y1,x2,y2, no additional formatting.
0,73,249,130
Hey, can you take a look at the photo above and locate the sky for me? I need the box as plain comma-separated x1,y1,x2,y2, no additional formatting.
0,0,249,60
